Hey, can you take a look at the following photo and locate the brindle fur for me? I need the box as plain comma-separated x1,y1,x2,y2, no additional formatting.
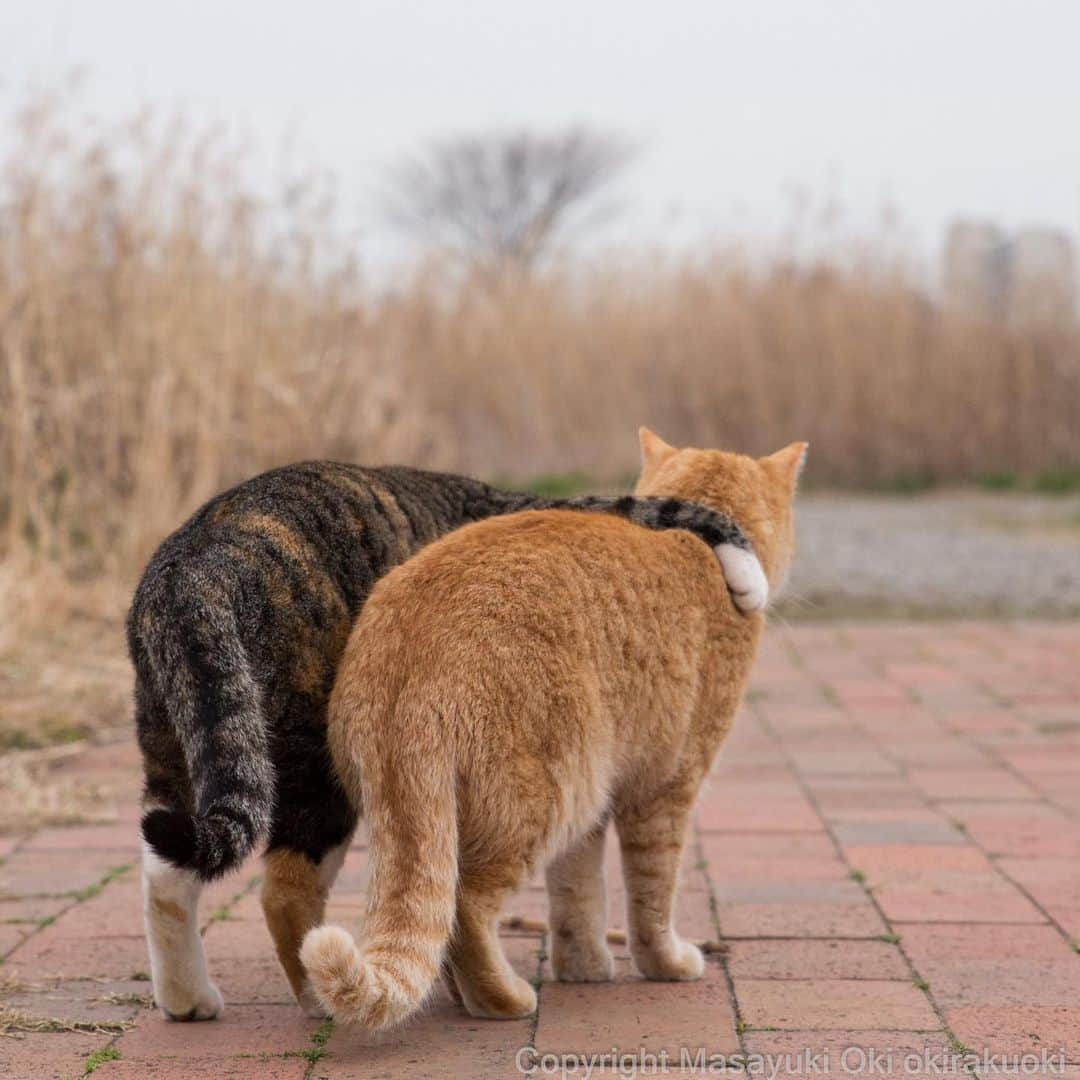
129,461,755,883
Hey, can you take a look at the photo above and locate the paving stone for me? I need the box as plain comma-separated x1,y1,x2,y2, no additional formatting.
45,880,144,939
0,850,134,899
698,832,839,865
321,997,533,1078
93,1058,308,1078
534,966,738,1058
738,978,939,1030
696,791,824,833
7,926,150,979
907,768,1039,800
945,1004,1080,1057
6,622,1079,1080
833,821,967,846
962,816,1080,858
117,1004,319,1060
24,824,140,852
874,886,1046,924
843,843,999,880
0,894,71,925
4,976,148,1027
900,924,1080,1008
0,1029,112,1080
727,939,909,980
717,899,887,939
1,920,32,955
787,747,900,777
742,1031,960,1077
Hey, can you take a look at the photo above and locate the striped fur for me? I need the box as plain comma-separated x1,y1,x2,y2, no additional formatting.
128,461,759,884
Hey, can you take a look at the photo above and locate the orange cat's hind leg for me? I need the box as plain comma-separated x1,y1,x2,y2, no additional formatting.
262,838,351,1017
545,824,614,982
615,787,704,982
449,871,537,1020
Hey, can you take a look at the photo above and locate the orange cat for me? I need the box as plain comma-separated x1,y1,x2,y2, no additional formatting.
301,431,806,1028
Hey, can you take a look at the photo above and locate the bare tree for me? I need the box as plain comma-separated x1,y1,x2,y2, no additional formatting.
383,127,635,269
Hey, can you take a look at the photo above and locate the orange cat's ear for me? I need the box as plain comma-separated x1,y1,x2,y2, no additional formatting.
638,427,678,473
763,442,809,492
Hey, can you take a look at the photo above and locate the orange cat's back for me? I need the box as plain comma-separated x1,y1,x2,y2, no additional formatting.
335,508,751,718
305,436,803,1030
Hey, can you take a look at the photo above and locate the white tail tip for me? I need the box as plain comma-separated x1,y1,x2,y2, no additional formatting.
715,544,769,613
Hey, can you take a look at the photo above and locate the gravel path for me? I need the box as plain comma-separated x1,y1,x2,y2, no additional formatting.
782,492,1080,617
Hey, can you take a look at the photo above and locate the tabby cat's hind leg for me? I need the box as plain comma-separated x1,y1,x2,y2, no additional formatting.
615,784,704,982
262,838,352,1017
142,835,223,1021
545,824,614,982
449,875,537,1020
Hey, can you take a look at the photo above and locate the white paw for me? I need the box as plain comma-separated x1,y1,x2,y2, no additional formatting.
715,544,769,613
635,938,704,982
552,939,615,983
159,980,224,1022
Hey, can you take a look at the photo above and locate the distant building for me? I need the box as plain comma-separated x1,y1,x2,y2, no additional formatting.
943,219,1076,324
944,221,1009,317
1009,227,1076,325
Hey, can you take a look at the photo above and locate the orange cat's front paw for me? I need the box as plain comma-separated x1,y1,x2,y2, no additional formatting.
552,938,615,983
634,938,704,982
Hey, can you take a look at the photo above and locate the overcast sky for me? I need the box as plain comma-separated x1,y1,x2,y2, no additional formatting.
3,0,1079,272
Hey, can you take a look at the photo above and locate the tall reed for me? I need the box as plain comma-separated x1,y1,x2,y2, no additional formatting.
2,94,1078,583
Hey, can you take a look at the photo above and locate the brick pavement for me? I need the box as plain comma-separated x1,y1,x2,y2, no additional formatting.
1,622,1078,1078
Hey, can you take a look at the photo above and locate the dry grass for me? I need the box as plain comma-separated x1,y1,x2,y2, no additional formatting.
3,93,1079,584
1,92,1079,752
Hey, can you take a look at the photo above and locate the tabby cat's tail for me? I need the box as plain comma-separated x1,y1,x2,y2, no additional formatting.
134,583,274,883
300,700,457,1029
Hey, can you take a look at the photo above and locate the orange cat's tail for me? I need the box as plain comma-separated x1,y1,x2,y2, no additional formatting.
299,718,457,1029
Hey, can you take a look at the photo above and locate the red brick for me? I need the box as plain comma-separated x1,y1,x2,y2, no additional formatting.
0,851,134,899
738,978,938,1030
699,833,838,864
7,928,150,979
945,1004,1080,1056
998,748,1080,775
945,712,1027,734
959,815,1080,858
899,924,1080,1008
25,824,140,852
0,1029,112,1080
696,792,823,833
534,966,737,1057
323,995,534,1079
831,680,913,706
833,821,966,845
907,768,1038,800
718,899,887,939
742,1030,959,1077
727,939,909,980
843,843,992,880
875,887,1045,924
0,836,22,859
4,976,148,1027
117,1005,318,1060
46,880,144,939
1,921,31,955
93,1058,308,1078
0,894,71,924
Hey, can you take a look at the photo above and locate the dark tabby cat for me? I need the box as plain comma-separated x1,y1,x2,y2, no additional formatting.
128,458,768,1020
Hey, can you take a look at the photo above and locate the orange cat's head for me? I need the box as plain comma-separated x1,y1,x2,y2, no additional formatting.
633,428,807,593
